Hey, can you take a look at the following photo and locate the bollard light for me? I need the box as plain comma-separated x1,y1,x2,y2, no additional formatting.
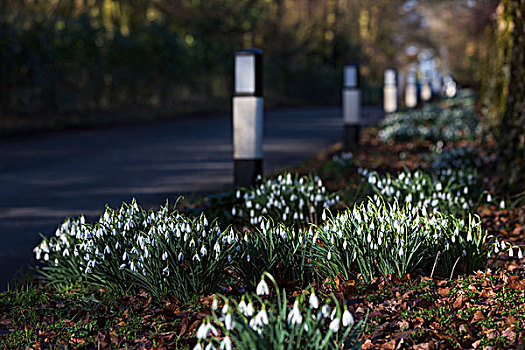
383,69,397,114
405,70,418,108
420,75,432,102
443,75,457,98
233,49,263,187
342,62,361,149
431,71,442,96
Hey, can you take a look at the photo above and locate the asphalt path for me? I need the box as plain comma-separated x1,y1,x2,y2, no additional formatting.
0,106,382,289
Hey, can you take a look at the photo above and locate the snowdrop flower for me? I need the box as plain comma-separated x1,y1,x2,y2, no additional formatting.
256,279,270,296
327,251,331,261
178,252,184,261
500,200,505,209
196,321,217,339
220,336,232,350
329,317,340,332
222,302,229,315
162,251,168,260
486,194,492,202
509,248,514,257
119,264,126,270
287,301,303,325
193,253,201,261
321,304,331,318
519,249,523,259
200,246,208,256
238,300,248,315
246,302,254,317
224,312,235,330
342,310,354,327
466,231,472,242
254,308,269,326
309,293,319,309
122,251,128,261
162,266,170,276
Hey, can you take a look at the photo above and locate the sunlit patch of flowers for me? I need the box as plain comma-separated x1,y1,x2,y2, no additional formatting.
231,173,339,226
360,168,484,216
195,273,362,350
34,200,239,301
378,94,480,143
312,199,497,282
235,220,315,289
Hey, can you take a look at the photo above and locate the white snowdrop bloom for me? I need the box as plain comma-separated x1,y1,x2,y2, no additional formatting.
342,310,354,327
367,233,372,243
205,343,216,350
246,302,254,316
200,246,207,257
327,251,332,261
487,194,492,202
162,266,170,276
231,207,237,216
162,251,168,260
321,304,331,318
44,253,49,261
256,279,270,296
238,300,248,315
399,247,404,257
190,239,196,248
500,200,505,209
236,190,241,198
193,253,201,261
466,231,472,242
329,317,340,332
287,301,303,325
121,251,128,261
178,252,184,261
509,248,514,257
119,264,126,270
222,302,229,315
63,248,70,257
309,293,319,309
220,336,232,350
464,187,468,195
436,183,442,191
255,309,269,326
130,261,136,272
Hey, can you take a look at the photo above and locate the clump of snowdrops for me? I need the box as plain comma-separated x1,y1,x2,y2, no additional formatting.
360,168,484,216
312,198,499,282
235,220,315,290
34,200,239,301
378,94,480,143
231,173,339,227
430,146,483,171
195,273,362,350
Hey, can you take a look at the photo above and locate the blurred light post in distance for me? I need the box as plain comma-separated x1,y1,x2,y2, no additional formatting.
420,75,432,102
233,49,263,187
405,69,418,108
342,62,361,149
383,69,397,114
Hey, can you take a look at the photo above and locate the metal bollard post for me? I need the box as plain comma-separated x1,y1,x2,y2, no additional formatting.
342,62,361,149
383,69,397,114
233,49,263,187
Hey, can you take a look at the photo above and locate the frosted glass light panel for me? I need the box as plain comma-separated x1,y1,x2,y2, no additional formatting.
344,65,358,88
384,69,396,86
235,55,255,95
